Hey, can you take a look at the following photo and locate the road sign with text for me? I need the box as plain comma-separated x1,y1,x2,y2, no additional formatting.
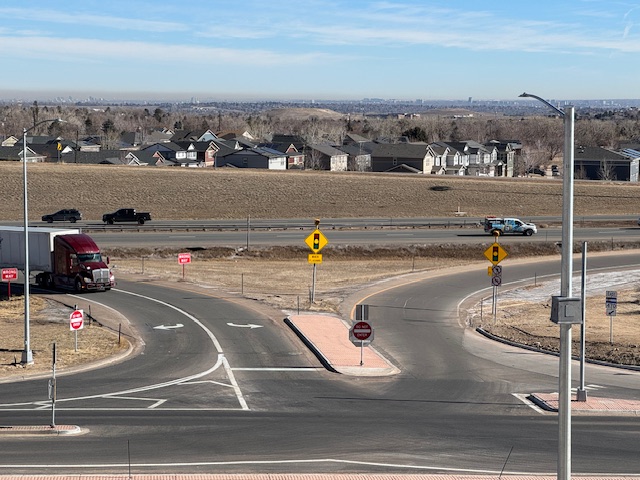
606,290,617,316
1,268,18,281
178,252,192,264
69,309,84,331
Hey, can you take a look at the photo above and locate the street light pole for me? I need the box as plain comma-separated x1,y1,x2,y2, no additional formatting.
21,118,65,365
520,93,575,480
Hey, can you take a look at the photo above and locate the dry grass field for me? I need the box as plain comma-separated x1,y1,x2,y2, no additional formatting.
1,162,640,378
2,162,640,221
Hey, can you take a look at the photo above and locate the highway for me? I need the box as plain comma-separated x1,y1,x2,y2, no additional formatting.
5,216,636,248
0,223,639,475
4,215,640,249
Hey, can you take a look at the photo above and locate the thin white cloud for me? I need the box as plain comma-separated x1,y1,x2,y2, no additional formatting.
286,5,640,56
0,35,338,65
0,7,186,32
3,1,640,60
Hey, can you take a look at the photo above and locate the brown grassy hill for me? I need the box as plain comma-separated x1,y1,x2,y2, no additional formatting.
1,163,640,222
263,107,346,121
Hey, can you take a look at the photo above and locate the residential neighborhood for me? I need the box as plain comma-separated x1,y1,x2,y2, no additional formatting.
2,115,640,181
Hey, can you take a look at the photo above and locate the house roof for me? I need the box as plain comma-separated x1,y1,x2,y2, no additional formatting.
371,142,430,159
171,129,217,142
125,150,159,165
251,146,288,158
73,150,126,165
142,141,187,153
310,144,347,157
173,140,220,152
338,143,373,156
343,133,372,145
271,134,306,150
144,130,174,144
574,146,629,161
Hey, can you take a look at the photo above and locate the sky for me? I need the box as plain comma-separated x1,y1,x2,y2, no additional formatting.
2,0,640,101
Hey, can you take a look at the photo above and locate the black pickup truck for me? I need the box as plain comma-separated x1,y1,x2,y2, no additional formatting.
102,208,151,225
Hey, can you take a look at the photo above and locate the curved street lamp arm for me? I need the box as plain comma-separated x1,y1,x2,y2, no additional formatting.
24,118,66,135
519,92,565,117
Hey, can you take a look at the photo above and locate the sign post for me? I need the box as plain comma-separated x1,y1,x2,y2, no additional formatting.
304,220,328,303
1,268,18,299
606,290,617,344
69,309,84,352
484,240,508,323
349,321,373,366
178,252,192,280
49,342,57,427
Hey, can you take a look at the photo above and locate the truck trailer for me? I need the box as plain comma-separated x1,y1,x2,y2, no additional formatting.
0,226,114,292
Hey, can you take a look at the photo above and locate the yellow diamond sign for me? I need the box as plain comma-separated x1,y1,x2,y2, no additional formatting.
484,242,508,265
305,229,328,253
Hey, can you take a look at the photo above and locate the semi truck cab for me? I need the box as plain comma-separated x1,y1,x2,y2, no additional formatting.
39,233,114,291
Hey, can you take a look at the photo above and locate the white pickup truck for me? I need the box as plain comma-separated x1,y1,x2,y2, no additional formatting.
483,216,537,236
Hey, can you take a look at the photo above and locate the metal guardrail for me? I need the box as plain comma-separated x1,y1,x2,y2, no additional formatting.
17,215,638,234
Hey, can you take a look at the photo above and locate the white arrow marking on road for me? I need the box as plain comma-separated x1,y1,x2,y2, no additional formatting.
153,323,184,330
226,323,263,329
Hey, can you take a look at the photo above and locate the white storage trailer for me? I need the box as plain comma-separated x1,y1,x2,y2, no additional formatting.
0,226,81,271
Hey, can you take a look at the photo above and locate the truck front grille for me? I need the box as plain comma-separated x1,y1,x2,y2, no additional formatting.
92,268,110,284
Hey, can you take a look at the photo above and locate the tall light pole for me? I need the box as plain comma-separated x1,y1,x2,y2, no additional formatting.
519,92,577,480
21,118,65,364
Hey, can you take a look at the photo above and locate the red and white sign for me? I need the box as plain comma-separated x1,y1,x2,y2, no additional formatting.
1,268,18,281
178,252,192,264
351,321,372,341
69,309,84,331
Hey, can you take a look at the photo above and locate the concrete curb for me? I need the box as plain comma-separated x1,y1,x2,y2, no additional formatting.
284,316,339,373
0,425,83,436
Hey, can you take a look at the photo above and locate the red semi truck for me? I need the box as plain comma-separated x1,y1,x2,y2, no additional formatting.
0,226,114,292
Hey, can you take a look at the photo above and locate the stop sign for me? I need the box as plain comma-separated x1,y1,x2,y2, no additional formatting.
351,321,372,341
69,309,84,331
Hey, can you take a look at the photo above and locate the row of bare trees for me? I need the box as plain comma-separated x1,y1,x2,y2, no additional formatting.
2,103,640,171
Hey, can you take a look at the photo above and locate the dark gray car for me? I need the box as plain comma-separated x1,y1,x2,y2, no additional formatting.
41,209,82,223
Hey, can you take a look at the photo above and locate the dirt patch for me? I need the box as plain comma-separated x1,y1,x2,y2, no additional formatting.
0,295,130,381
467,281,640,366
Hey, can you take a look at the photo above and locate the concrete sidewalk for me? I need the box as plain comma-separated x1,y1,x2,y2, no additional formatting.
0,475,637,480
530,392,640,414
286,313,399,376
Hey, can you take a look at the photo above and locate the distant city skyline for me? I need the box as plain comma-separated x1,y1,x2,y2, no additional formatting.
2,1,640,102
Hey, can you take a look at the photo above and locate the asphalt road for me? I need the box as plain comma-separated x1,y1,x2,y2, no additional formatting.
5,215,640,248
1,247,640,475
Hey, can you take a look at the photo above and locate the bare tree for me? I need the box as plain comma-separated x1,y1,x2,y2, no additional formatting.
598,160,616,181
305,146,324,170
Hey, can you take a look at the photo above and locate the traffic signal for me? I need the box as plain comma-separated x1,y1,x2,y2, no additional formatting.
492,245,499,262
313,233,320,250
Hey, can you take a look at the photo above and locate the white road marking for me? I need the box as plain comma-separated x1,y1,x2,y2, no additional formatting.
0,457,534,475
0,289,250,411
154,323,184,330
232,367,323,371
512,393,546,414
226,322,263,328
